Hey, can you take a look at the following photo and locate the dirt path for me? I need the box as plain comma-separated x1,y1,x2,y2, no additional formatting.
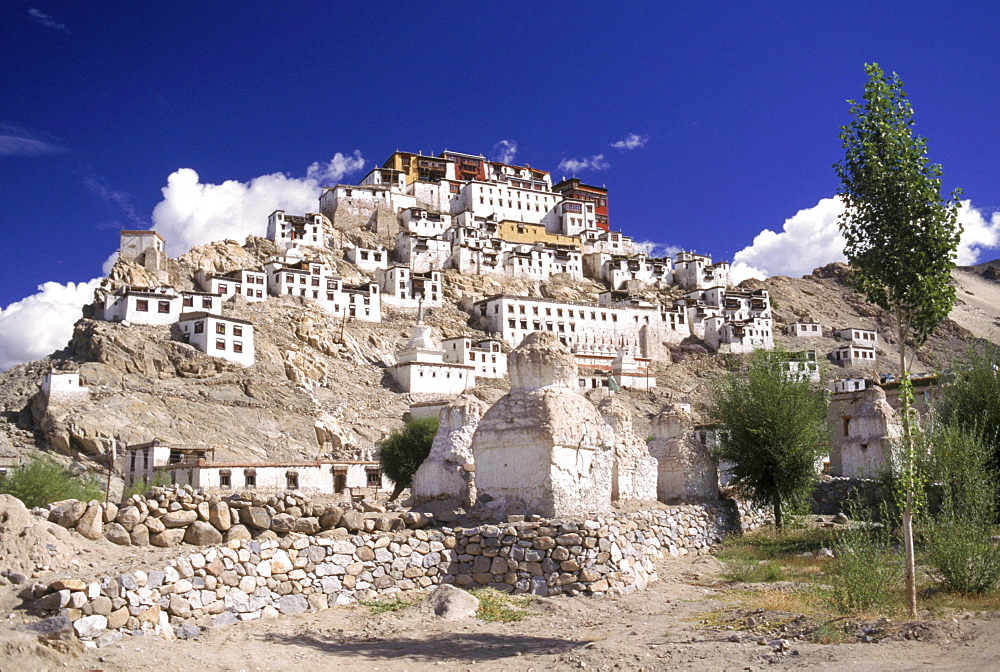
4,551,1000,671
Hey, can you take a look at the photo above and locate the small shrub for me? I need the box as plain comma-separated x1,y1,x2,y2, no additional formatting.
0,454,104,508
379,416,439,499
358,595,413,614
827,529,902,616
468,588,533,622
922,520,1000,595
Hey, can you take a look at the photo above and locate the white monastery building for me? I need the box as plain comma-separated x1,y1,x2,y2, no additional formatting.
267,210,324,248
178,312,255,366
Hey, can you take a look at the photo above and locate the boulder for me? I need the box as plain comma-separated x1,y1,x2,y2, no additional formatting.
150,529,186,548
129,523,150,546
161,510,198,528
209,501,232,531
319,506,343,529
184,521,223,546
340,509,364,532
104,522,131,546
75,504,104,540
240,506,271,530
73,614,107,639
48,500,87,528
116,505,142,531
292,517,320,535
420,584,480,621
225,524,252,542
269,513,296,533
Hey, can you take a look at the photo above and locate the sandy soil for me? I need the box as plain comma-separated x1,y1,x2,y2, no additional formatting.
5,549,1000,672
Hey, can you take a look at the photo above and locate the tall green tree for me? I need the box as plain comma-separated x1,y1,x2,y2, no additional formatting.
378,416,439,500
710,349,829,529
834,62,963,616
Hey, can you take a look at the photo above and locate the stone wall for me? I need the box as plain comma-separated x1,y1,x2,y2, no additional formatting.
811,477,886,515
24,499,768,645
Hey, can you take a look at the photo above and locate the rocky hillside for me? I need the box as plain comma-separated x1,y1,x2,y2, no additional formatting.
1,236,997,491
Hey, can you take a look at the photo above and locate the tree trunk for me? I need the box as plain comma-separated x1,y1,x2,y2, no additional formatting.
897,310,918,618
903,490,917,617
773,497,782,530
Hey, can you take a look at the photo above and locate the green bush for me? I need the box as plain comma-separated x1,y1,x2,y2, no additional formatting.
827,526,903,616
922,520,1000,595
0,454,104,508
378,416,439,499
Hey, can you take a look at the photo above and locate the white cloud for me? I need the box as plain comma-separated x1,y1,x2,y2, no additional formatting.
305,150,365,185
151,152,365,256
0,278,101,371
730,196,1000,281
633,241,681,259
492,140,517,164
732,197,847,280
28,7,69,33
955,200,1000,266
610,133,648,150
0,124,67,157
557,154,610,173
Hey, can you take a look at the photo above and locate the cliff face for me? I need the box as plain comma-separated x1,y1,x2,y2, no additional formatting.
0,241,997,480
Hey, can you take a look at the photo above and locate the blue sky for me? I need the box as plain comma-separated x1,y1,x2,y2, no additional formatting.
2,1,999,369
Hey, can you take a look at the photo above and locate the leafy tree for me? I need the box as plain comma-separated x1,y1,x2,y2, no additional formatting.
834,62,963,615
710,349,829,529
938,342,1000,467
0,454,104,508
378,416,439,500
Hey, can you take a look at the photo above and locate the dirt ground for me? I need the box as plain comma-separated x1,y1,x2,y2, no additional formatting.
5,548,1000,672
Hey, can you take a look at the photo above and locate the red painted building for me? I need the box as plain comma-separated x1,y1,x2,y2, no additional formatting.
439,151,486,182
553,178,609,231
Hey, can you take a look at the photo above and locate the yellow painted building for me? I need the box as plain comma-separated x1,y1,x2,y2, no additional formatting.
382,151,451,185
497,220,580,248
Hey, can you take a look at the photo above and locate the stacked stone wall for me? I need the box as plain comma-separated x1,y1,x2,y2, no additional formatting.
24,499,769,645
811,477,885,515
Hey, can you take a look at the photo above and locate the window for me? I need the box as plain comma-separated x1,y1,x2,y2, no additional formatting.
158,301,170,313
136,299,149,312
215,339,225,350
216,322,226,334
183,296,193,307
286,472,298,489
244,469,256,488
233,325,243,337
366,468,381,487
194,321,204,334
202,298,212,308
233,341,243,354
219,283,228,294
219,470,231,488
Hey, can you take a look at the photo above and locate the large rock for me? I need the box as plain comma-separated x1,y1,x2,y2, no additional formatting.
161,510,198,528
150,529,186,547
49,500,87,528
240,506,271,530
104,522,131,546
129,523,150,546
269,513,296,533
648,405,719,502
225,524,252,542
73,614,107,639
472,333,614,517
318,506,343,529
208,501,232,531
340,509,364,532
116,505,142,531
411,394,488,506
75,503,104,540
184,520,223,546
420,584,480,621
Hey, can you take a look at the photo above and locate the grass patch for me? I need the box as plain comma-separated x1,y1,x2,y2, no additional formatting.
716,527,835,584
809,620,850,644
468,587,534,622
358,595,413,614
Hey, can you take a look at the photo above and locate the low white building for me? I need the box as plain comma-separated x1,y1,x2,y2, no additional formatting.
178,312,255,366
345,245,390,272
197,269,267,302
674,251,731,291
777,350,821,382
503,244,583,281
442,336,506,378
833,377,869,394
837,327,879,347
101,288,221,325
41,370,90,402
584,252,672,289
265,256,381,321
390,320,475,395
267,210,324,247
787,321,823,337
377,265,443,307
832,343,877,367
398,208,452,237
119,230,165,263
167,460,390,495
394,232,451,273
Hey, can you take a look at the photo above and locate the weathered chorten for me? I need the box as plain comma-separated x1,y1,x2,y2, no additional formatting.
410,393,488,507
647,404,719,502
839,386,901,478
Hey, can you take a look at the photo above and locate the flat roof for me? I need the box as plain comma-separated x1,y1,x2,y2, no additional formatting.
121,230,164,241
178,311,254,326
